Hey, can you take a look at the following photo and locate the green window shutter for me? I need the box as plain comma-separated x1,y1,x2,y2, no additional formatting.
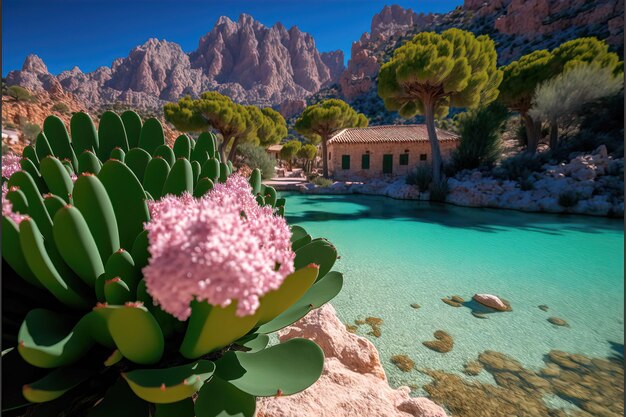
341,155,350,170
361,154,370,169
382,154,393,174
399,154,409,165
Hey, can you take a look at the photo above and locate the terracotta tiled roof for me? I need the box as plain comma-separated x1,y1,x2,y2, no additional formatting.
327,124,458,145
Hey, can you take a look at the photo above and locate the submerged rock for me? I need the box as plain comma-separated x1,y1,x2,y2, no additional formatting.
441,298,461,307
423,330,454,353
471,312,488,319
391,355,415,372
450,295,465,303
472,294,511,311
538,305,549,311
463,361,483,376
548,317,569,327
410,303,421,309
257,304,448,417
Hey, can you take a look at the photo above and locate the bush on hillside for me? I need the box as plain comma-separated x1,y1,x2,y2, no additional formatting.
21,121,41,143
406,164,432,191
7,85,34,102
237,142,276,179
558,190,580,208
311,176,333,187
493,152,552,181
429,179,449,202
450,102,508,171
51,102,70,114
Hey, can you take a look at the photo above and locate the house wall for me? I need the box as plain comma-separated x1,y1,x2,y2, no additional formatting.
327,140,458,180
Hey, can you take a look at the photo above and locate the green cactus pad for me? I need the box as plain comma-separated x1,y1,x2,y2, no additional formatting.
40,157,74,203
255,264,319,325
191,132,213,165
195,376,256,417
43,116,78,170
218,162,230,183
19,220,90,309
156,399,195,417
98,160,149,250
18,309,94,368
19,158,47,193
193,178,214,198
1,347,46,411
291,235,312,251
162,158,193,196
294,239,337,281
235,333,270,353
110,147,126,162
290,226,308,242
124,148,151,182
256,271,343,334
191,160,201,187
136,280,179,338
23,367,93,403
153,144,175,168
200,158,220,181
72,174,120,263
143,157,170,200
121,110,143,149
78,150,102,175
122,360,215,403
8,171,53,240
70,112,99,154
255,195,265,206
93,305,164,364
53,205,105,287
6,187,29,215
173,135,192,160
138,118,165,155
43,194,67,220
34,132,54,161
249,168,262,195
22,145,39,166
104,249,141,298
104,277,132,305
130,230,150,270
180,301,261,359
264,186,277,207
97,111,129,161
103,349,124,367
2,217,40,288
88,378,149,417
215,338,324,396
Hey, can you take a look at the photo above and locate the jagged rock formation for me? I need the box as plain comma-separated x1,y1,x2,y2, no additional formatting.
5,14,344,109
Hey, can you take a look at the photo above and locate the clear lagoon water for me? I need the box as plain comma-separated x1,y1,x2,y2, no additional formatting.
282,192,624,393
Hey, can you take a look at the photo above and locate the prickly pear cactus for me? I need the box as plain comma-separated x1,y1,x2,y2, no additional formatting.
1,111,342,416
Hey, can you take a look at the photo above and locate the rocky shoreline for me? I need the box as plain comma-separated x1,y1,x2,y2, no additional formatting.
298,146,624,218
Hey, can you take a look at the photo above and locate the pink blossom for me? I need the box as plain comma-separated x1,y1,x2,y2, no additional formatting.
2,153,22,180
2,183,27,224
143,175,295,320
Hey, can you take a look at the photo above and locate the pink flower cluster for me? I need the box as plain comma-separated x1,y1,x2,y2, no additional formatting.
143,175,295,320
2,153,21,180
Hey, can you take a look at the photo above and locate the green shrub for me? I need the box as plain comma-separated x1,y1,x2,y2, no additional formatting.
519,176,535,191
493,152,551,181
51,102,70,114
451,102,508,171
558,190,580,208
237,142,276,179
6,85,35,102
311,176,333,187
279,140,302,170
406,164,432,191
429,179,449,202
21,121,41,142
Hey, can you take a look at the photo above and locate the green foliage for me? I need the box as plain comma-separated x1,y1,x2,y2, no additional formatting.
51,102,70,115
297,144,318,172
405,164,432,191
21,121,41,143
499,50,554,114
7,85,35,102
378,28,502,182
164,92,286,162
2,109,343,416
310,176,333,187
279,140,302,170
558,190,580,208
295,99,367,178
428,179,449,202
237,142,276,179
451,102,508,171
493,152,552,181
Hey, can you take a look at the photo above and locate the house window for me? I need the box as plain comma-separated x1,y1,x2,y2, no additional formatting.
399,154,409,166
420,154,427,161
361,154,370,169
328,152,331,160
382,154,393,174
341,155,350,170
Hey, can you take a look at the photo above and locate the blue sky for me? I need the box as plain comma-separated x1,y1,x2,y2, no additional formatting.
2,0,462,76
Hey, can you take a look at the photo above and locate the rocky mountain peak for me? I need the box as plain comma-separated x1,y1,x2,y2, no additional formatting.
21,54,48,74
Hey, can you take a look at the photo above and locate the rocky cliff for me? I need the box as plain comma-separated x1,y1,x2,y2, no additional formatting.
5,14,344,110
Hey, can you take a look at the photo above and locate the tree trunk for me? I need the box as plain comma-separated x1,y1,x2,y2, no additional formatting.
218,137,231,162
522,113,540,153
227,137,240,162
549,118,559,150
424,102,443,184
321,136,329,178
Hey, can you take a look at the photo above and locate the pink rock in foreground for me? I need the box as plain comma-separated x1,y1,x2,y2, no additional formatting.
472,294,509,311
256,304,448,417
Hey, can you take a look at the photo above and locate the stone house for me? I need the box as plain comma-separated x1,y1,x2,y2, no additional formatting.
326,125,459,180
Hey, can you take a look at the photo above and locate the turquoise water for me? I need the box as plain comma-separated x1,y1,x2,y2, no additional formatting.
282,193,624,392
